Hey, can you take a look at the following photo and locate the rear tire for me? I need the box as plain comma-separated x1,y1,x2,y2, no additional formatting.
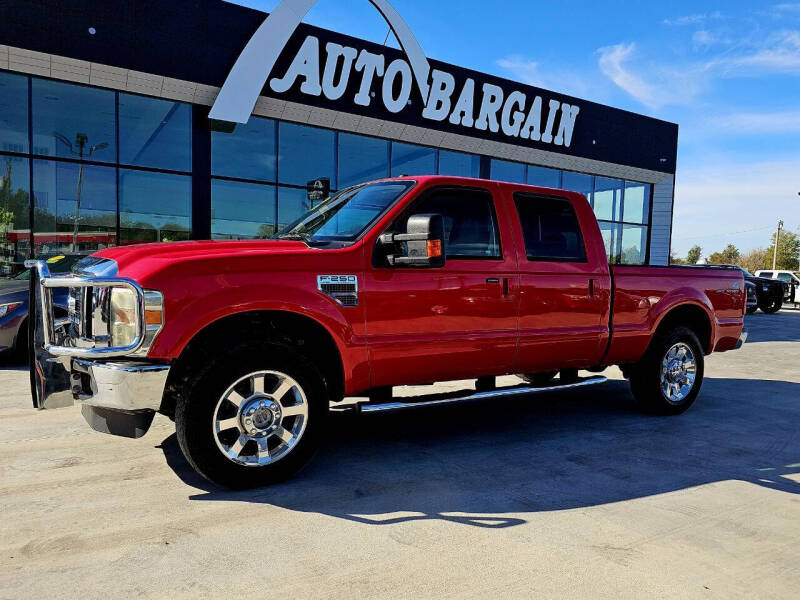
175,341,328,489
629,326,704,415
759,296,782,314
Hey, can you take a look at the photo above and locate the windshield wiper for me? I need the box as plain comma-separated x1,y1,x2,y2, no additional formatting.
276,232,312,242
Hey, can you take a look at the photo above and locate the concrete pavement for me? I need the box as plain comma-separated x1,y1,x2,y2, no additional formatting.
1,310,799,599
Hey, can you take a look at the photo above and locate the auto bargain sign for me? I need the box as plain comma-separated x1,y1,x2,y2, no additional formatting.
210,0,677,171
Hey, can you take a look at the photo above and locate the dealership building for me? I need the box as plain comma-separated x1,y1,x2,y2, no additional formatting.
0,0,678,274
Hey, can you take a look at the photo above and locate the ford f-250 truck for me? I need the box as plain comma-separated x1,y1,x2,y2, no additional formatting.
28,176,746,488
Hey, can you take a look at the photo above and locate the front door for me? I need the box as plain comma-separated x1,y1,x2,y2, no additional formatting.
363,185,519,388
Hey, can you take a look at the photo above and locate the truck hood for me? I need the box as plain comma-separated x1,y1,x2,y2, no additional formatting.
91,239,312,273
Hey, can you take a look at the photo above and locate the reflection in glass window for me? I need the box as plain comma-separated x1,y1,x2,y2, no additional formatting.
119,93,191,171
0,72,29,154
32,79,116,163
623,181,651,224
213,116,276,182
0,156,31,274
620,225,647,265
598,221,621,264
391,142,436,176
119,170,191,244
514,194,586,262
406,189,501,258
562,171,594,205
593,177,623,221
33,160,116,255
278,186,311,230
490,159,525,183
338,133,389,188
438,150,480,178
527,165,561,188
278,123,335,187
212,179,276,240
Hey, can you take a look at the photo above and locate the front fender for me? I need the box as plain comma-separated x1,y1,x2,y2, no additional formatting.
145,272,367,390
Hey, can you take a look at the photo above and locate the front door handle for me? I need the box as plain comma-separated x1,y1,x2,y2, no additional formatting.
486,278,500,284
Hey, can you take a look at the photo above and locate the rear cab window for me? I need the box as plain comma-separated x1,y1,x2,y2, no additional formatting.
513,193,587,262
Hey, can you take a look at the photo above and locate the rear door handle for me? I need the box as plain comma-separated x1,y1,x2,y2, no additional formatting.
589,278,596,297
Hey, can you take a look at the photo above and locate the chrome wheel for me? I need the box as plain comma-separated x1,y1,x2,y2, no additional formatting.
660,342,697,403
212,370,309,466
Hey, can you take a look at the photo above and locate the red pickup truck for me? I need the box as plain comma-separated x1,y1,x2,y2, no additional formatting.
29,176,746,488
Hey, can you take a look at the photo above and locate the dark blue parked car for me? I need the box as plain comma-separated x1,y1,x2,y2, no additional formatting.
0,254,87,358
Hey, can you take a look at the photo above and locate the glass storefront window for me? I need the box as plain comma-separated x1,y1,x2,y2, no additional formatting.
0,155,31,275
278,122,335,187
119,170,191,244
0,72,29,154
212,116,277,182
32,79,116,163
562,171,594,205
490,159,525,183
32,160,116,255
119,93,191,171
527,165,561,188
212,179,276,240
623,181,651,224
593,177,623,221
391,142,436,176
438,150,480,178
338,133,389,188
598,221,621,264
277,186,311,230
620,224,647,265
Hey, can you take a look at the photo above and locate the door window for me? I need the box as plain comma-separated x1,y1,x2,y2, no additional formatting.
514,194,587,262
400,188,501,259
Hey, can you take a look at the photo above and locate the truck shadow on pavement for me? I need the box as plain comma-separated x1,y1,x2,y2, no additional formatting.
161,377,800,529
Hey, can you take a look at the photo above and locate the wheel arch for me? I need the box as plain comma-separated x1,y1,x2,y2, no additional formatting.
160,310,346,419
651,302,713,354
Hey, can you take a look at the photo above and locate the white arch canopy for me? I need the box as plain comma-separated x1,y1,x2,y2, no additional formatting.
209,0,431,123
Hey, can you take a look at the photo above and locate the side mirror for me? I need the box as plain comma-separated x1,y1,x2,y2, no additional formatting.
378,214,445,268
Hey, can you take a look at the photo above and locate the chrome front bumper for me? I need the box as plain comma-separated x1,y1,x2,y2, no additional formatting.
71,360,170,438
72,359,170,412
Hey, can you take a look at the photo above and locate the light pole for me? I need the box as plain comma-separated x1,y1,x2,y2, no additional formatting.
52,132,109,252
772,219,784,271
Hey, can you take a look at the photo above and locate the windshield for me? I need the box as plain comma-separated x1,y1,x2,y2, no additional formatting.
275,180,414,244
740,267,754,277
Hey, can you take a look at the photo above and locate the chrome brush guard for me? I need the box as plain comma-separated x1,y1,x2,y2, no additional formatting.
26,259,152,409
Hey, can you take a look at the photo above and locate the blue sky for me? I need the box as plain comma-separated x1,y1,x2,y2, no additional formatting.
231,0,800,257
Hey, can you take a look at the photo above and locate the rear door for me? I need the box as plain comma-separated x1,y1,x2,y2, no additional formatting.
509,191,611,372
363,184,519,387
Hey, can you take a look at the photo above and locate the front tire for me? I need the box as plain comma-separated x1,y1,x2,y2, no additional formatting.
629,326,704,415
759,296,782,314
175,341,328,489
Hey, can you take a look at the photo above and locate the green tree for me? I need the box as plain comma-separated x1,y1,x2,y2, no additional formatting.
738,248,767,273
670,251,686,265
686,245,703,264
708,243,741,265
765,230,800,271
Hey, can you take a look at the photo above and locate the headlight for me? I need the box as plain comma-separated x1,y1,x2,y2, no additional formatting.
110,288,138,347
0,301,23,318
107,287,164,351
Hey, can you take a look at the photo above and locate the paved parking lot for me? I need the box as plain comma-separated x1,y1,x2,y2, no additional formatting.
1,310,799,599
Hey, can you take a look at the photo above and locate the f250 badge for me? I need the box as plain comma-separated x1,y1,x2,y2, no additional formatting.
317,275,359,307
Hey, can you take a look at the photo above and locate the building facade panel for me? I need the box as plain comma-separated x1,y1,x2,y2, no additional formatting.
0,0,677,275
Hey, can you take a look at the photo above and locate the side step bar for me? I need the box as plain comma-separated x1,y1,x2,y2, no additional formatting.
341,376,607,414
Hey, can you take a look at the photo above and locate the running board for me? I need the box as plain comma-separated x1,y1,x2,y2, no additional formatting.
347,376,607,414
